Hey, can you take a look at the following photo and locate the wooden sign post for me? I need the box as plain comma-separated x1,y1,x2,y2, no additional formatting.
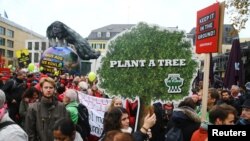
196,2,224,121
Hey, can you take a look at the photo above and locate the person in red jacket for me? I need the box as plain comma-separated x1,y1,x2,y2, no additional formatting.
191,103,237,141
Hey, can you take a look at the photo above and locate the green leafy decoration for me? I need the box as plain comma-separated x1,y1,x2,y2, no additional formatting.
97,22,198,104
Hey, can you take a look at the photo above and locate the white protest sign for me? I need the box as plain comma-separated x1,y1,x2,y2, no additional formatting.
78,92,112,137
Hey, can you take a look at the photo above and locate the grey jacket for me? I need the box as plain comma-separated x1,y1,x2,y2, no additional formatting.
0,112,28,141
25,97,68,141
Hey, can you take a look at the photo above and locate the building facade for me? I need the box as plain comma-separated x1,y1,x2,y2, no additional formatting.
86,24,135,72
0,15,46,67
26,39,49,64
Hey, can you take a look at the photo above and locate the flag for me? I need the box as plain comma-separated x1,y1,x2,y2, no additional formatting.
4,10,8,19
223,39,245,89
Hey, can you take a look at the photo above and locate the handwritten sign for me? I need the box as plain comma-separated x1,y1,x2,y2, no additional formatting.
78,92,112,137
40,53,63,74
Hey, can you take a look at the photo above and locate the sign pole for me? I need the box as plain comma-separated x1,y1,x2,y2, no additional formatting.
201,53,210,121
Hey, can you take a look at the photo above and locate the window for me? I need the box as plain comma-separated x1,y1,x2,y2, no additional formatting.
0,49,5,57
6,29,14,38
7,40,14,48
97,32,101,38
96,44,100,49
28,42,32,50
225,27,230,32
7,50,13,58
35,42,39,50
29,53,32,59
103,44,106,49
41,42,46,51
226,37,232,44
0,26,5,35
106,32,110,38
0,37,5,46
34,53,39,63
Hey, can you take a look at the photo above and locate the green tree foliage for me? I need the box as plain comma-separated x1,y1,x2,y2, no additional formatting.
226,0,250,32
97,23,197,103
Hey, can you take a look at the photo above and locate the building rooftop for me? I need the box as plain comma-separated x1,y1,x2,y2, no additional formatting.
87,24,135,40
0,16,46,39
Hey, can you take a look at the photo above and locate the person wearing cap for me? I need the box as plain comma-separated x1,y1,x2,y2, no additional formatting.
235,99,250,125
25,77,68,141
0,90,28,141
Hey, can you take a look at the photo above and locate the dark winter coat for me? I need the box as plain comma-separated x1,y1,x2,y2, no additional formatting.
24,96,68,141
166,106,201,141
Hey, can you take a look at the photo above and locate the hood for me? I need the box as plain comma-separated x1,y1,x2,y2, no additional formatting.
172,106,201,124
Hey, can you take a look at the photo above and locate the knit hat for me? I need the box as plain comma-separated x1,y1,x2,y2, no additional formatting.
0,90,6,108
64,89,78,102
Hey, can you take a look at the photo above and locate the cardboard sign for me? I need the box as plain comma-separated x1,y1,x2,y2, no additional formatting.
196,2,220,53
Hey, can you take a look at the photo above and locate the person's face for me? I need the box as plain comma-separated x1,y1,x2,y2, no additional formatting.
120,113,129,129
221,92,230,100
198,91,203,100
230,86,238,96
207,93,215,105
222,113,235,125
114,99,122,107
30,92,39,102
0,105,7,120
33,92,39,99
42,82,55,98
53,130,73,141
191,95,199,103
241,108,250,120
19,73,26,80
63,96,70,105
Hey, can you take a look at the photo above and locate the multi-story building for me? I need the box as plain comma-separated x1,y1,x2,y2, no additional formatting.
0,15,46,67
86,24,135,72
87,24,135,53
26,39,49,64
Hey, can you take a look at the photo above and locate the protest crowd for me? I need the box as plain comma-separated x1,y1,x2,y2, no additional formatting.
0,69,250,141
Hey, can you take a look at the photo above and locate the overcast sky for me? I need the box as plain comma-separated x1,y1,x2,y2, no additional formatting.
1,0,249,38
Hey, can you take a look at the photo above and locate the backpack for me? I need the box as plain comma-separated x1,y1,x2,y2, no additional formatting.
165,127,183,141
76,103,91,138
0,121,16,130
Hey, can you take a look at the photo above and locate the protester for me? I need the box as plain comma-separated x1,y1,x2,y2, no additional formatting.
19,86,40,127
63,89,79,124
166,97,201,141
101,107,156,141
53,117,83,141
191,103,237,141
236,99,250,125
2,70,27,125
25,77,68,141
107,97,123,112
198,88,220,121
78,81,89,94
103,130,135,141
0,90,28,141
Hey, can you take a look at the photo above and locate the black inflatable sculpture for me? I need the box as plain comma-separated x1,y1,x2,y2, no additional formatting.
46,21,100,60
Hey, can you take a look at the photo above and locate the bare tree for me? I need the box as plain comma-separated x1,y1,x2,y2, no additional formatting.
226,0,250,33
